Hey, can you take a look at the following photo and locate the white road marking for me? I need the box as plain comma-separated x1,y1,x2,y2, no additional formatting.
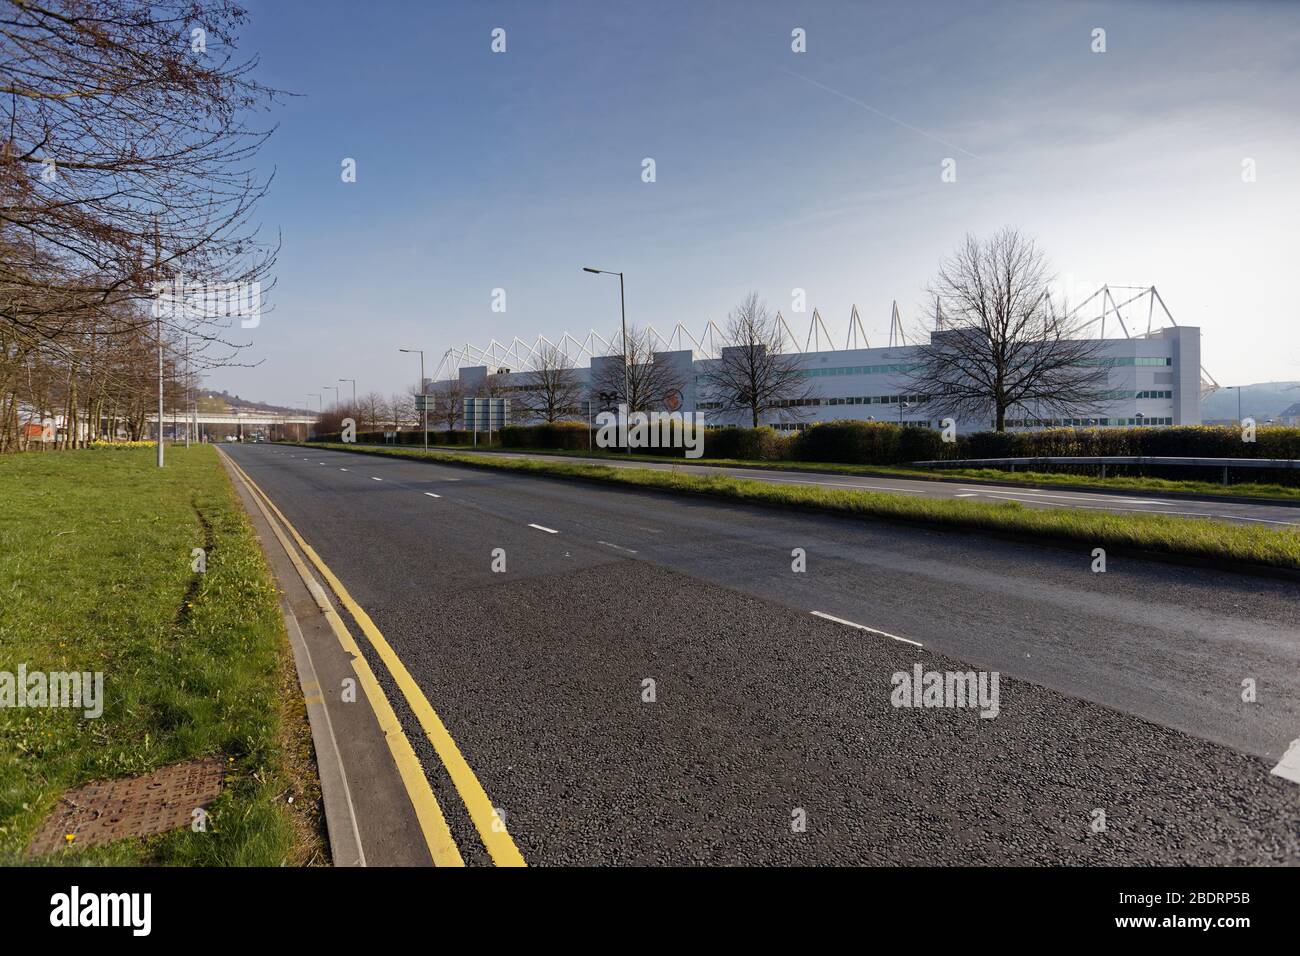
958,487,1165,505
966,492,1297,524
744,474,920,493
370,476,383,482
1271,737,1300,785
424,492,441,498
528,523,559,534
339,468,348,472
597,540,638,554
811,610,923,647
1226,514,1300,526
954,493,979,498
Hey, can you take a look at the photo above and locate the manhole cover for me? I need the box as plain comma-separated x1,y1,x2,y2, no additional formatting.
26,756,226,857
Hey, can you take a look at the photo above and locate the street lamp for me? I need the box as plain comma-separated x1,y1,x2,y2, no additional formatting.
323,384,338,410
1226,385,1245,423
584,266,631,454
340,378,356,408
399,348,427,450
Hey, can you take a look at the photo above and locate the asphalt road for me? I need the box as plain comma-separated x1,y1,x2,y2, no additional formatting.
228,443,1300,865
388,443,1300,527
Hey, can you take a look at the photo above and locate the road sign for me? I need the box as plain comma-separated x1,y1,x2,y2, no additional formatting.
463,397,509,446
462,397,509,430
414,394,434,411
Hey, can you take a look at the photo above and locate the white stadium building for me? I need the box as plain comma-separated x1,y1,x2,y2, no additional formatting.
431,287,1209,433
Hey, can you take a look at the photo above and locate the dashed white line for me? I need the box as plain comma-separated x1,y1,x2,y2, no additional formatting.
528,523,558,534
811,610,923,647
597,540,638,554
424,492,441,498
370,476,383,482
339,468,348,472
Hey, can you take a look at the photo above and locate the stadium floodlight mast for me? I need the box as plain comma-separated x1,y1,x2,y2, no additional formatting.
583,266,631,454
399,348,427,450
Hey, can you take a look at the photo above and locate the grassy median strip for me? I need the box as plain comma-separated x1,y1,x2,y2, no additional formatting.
0,445,322,865
301,441,1300,570
384,442,1300,502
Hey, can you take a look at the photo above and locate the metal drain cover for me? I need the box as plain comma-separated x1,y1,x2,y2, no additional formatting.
26,756,226,856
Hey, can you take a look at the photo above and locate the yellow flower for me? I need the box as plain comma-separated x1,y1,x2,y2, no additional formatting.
65,833,75,843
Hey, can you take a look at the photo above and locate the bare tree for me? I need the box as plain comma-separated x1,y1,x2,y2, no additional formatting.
357,391,389,432
429,378,464,430
514,345,583,423
589,325,685,414
905,228,1109,431
389,390,416,430
0,0,279,345
0,0,280,453
699,292,815,427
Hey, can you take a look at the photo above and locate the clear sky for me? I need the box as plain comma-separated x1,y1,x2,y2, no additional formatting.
225,0,1300,409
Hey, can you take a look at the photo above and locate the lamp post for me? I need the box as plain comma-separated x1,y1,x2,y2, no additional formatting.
400,348,427,450
323,384,338,411
584,266,631,455
1226,385,1244,423
340,378,356,408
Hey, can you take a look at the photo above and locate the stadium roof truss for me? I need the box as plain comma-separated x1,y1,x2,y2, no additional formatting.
1065,284,1220,399
432,287,1218,398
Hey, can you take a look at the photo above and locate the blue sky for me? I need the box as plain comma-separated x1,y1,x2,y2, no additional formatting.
226,0,1300,408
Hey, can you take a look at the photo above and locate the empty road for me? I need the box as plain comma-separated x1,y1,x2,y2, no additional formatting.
226,443,1300,865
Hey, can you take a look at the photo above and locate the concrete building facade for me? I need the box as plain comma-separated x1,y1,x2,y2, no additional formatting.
436,324,1201,433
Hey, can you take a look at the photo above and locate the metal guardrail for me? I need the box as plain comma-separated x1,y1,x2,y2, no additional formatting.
911,455,1300,484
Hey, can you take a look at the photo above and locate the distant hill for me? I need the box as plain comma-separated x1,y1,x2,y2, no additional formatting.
199,389,305,415
1200,381,1300,422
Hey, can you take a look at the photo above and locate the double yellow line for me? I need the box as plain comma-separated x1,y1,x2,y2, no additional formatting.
224,451,526,867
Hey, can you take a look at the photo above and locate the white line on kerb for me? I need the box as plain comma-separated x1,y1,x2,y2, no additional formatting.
1271,737,1300,785
811,610,923,647
424,492,441,498
528,523,558,534
370,476,383,481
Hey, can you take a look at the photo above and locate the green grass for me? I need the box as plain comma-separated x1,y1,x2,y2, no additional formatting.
298,441,1300,570
363,441,1300,501
0,445,317,865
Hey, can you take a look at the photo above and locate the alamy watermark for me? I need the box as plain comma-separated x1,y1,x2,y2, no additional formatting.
891,664,1000,718
50,886,150,936
595,404,705,458
151,273,262,328
0,664,104,718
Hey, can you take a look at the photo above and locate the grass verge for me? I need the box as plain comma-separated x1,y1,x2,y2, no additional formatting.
298,442,1300,571
360,442,1300,502
0,445,325,865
